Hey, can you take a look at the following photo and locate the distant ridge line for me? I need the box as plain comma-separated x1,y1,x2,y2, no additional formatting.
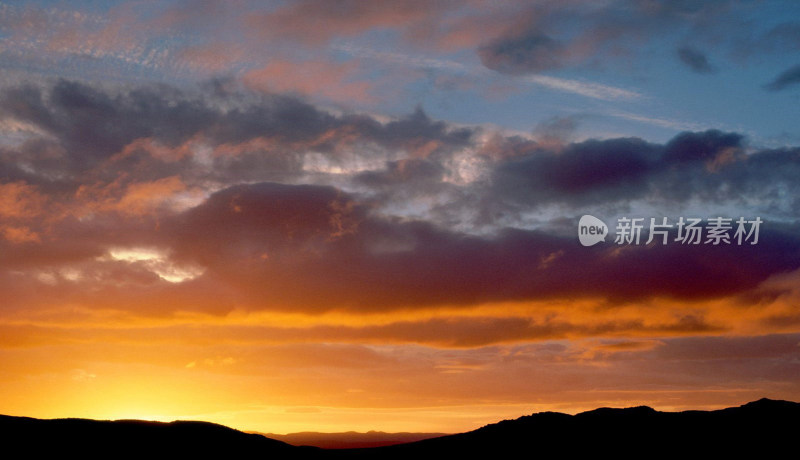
1,398,798,458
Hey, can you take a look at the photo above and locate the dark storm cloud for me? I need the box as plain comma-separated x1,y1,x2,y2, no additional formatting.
478,32,563,75
488,129,800,214
0,80,214,168
375,106,472,153
163,181,800,312
764,64,800,91
677,46,715,73
493,137,660,206
0,79,472,188
662,130,742,164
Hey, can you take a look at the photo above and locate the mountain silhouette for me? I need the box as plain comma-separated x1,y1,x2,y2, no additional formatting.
2,398,797,458
332,398,799,458
259,430,447,449
0,416,318,457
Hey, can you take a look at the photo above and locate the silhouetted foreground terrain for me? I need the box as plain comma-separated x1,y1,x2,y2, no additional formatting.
260,430,447,449
2,399,797,458
0,416,317,457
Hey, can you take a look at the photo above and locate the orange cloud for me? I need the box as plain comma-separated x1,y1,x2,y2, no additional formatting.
0,182,46,218
176,43,247,73
1,225,41,244
117,176,187,215
117,138,198,163
243,59,374,104
74,176,189,216
246,0,444,45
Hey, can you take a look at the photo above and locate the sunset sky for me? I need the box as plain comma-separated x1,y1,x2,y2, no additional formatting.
1,0,799,434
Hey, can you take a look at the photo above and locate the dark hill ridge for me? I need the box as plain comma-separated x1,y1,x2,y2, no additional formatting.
2,398,798,458
259,430,448,449
332,398,800,458
0,415,318,457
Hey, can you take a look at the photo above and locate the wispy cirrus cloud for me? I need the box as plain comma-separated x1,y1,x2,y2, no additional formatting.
337,44,642,101
607,110,705,131
524,75,642,101
764,64,800,91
